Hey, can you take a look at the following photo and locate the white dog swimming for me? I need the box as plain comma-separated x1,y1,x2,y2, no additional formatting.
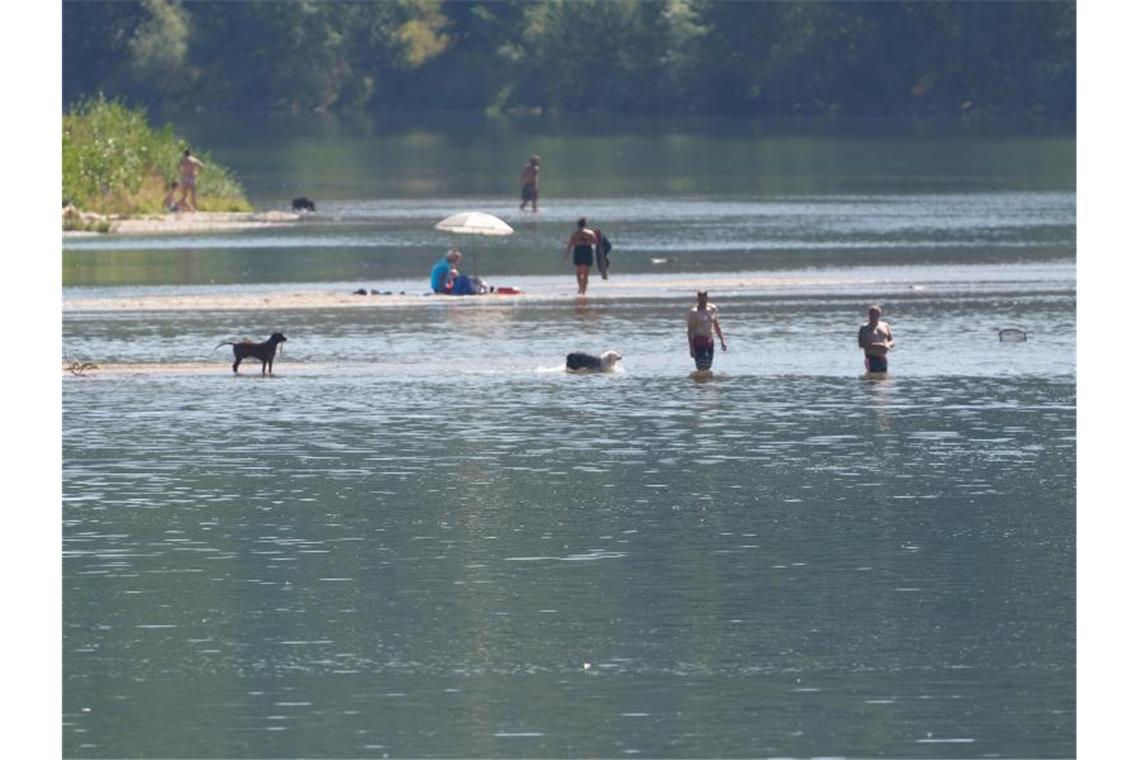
565,350,622,372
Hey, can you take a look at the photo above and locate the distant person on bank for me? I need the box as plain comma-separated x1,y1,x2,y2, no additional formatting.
687,290,727,371
858,304,894,373
177,148,206,212
162,180,181,213
519,155,540,212
563,217,599,296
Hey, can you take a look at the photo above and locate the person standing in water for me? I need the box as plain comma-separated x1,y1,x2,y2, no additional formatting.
176,148,206,212
687,291,727,371
563,217,598,296
858,304,894,373
519,155,540,211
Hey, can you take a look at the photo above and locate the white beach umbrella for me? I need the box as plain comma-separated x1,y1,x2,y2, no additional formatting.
434,211,514,237
434,211,514,276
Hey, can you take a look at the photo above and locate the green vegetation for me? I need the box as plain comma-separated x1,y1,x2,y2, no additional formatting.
63,1,1074,122
62,94,251,215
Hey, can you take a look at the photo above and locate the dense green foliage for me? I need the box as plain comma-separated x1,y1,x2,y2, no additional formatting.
63,95,251,214
63,0,1074,120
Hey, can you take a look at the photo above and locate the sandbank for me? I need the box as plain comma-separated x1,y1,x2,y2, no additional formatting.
63,210,301,236
62,273,870,313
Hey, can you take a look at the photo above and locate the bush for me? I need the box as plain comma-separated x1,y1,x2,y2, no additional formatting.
62,94,252,214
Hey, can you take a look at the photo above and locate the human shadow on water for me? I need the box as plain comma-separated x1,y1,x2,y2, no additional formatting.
690,369,722,383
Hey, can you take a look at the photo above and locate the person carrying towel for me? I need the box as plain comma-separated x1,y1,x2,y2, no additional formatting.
563,217,599,296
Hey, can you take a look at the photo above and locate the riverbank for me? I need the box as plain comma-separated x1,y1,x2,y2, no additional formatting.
62,208,301,236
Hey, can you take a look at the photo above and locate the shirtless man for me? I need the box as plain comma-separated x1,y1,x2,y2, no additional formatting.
687,291,727,371
563,217,598,296
176,148,206,211
858,304,894,373
519,155,540,211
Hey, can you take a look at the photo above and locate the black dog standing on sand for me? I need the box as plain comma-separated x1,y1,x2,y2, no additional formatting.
216,332,287,375
292,197,316,212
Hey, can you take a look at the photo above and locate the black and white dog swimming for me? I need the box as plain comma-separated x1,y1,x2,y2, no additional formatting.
565,350,622,372
291,197,316,212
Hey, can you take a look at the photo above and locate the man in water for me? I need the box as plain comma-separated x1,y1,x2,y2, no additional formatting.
858,304,895,373
176,148,206,212
687,291,727,371
519,155,540,212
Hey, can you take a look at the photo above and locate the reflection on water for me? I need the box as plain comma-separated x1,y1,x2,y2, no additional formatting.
64,192,1075,286
62,126,1074,757
63,283,1074,757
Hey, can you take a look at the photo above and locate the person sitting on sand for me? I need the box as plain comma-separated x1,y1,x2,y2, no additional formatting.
431,248,462,293
176,148,206,212
858,304,894,373
430,248,489,295
519,155,540,212
162,180,181,213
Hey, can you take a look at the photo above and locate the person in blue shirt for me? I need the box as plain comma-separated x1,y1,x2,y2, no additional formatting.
431,248,462,293
430,248,487,295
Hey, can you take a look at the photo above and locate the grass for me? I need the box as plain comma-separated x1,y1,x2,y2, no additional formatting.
63,94,252,216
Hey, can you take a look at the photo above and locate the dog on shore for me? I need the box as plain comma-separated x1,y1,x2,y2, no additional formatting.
291,197,316,212
565,350,622,373
216,332,287,375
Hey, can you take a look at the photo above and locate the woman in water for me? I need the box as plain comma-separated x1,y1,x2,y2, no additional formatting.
563,217,598,296
687,290,727,371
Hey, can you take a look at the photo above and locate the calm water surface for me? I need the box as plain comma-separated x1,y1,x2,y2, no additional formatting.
63,123,1074,758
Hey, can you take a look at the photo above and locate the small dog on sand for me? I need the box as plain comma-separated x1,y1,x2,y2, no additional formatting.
216,332,287,375
565,350,622,372
292,197,316,212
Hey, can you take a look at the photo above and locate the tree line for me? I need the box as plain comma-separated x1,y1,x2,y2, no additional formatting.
63,0,1075,121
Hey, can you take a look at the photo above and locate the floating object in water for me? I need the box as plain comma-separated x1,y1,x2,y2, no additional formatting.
649,257,675,265
998,328,1028,342
495,286,522,295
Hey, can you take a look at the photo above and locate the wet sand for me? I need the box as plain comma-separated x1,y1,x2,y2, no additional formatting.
62,361,341,376
63,210,301,236
63,273,868,313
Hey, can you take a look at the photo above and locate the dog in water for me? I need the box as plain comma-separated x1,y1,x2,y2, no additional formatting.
565,350,622,372
291,197,316,212
216,332,287,375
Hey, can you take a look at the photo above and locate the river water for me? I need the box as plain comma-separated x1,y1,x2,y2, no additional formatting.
62,121,1075,757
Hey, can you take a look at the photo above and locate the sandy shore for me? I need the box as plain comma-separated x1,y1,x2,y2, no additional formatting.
62,273,867,313
64,289,444,312
63,210,301,236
